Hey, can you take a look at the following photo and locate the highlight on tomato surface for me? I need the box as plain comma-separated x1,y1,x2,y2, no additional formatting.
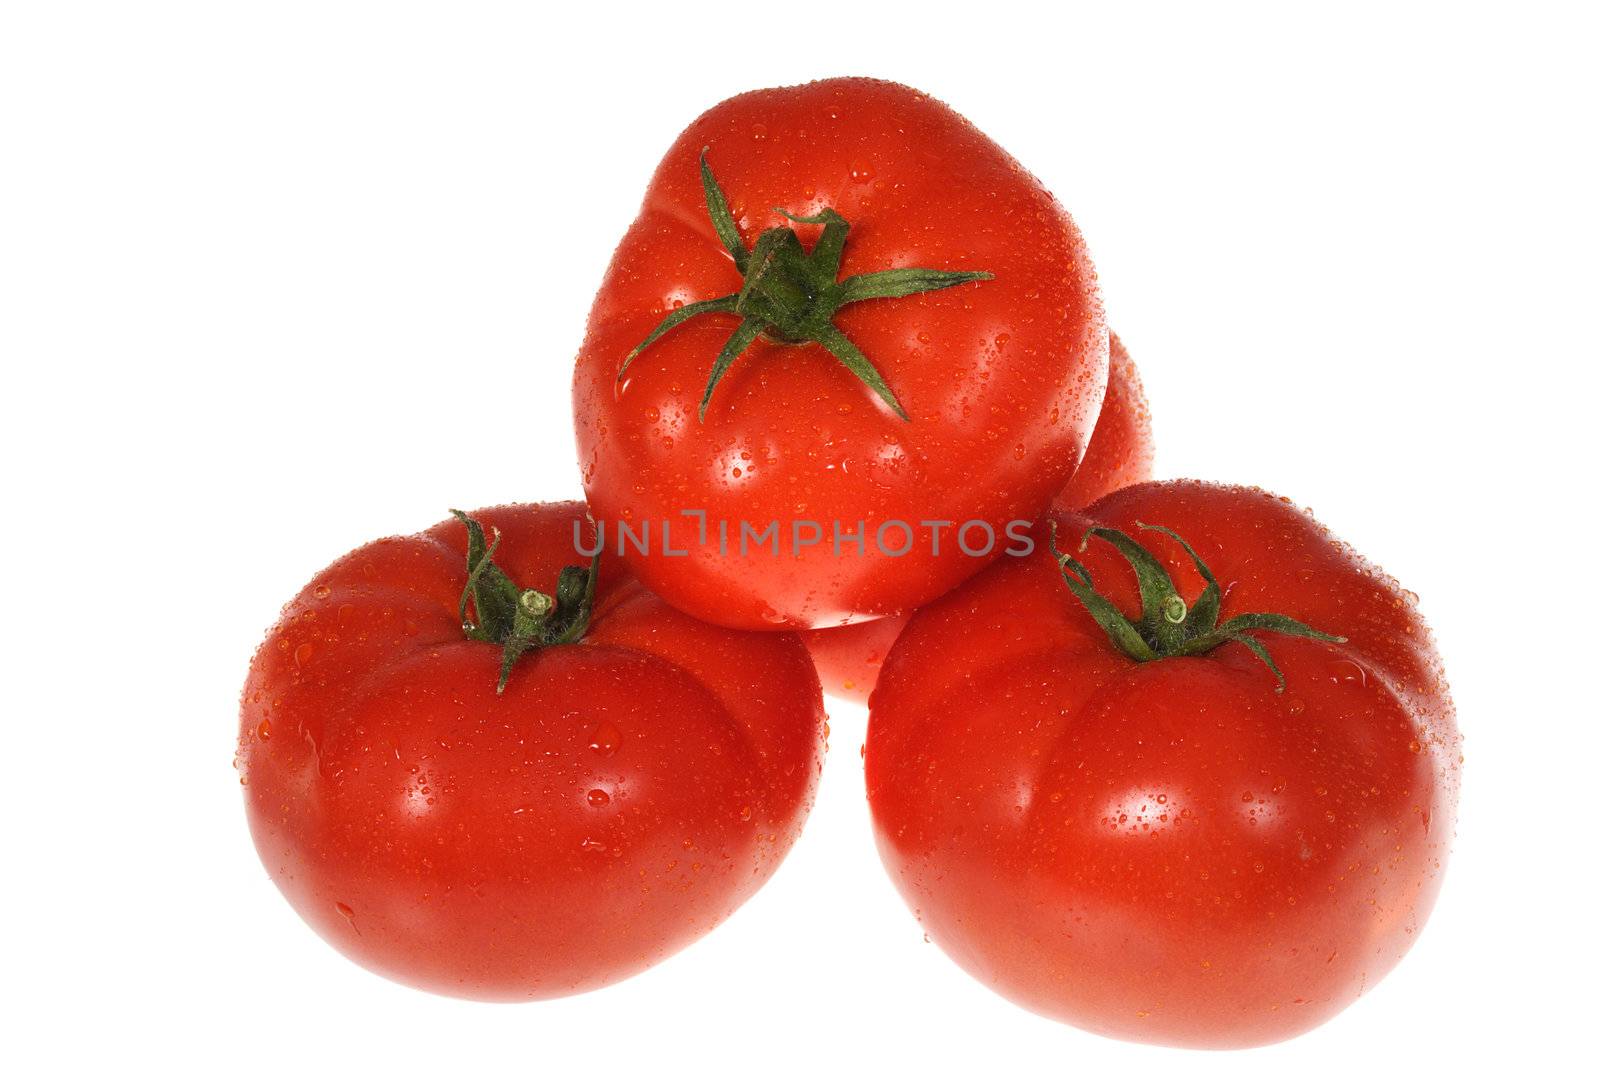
573,77,1107,630
237,502,826,1001
804,331,1154,701
865,481,1460,1048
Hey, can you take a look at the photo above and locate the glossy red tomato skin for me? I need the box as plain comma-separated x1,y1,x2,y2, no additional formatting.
1059,332,1153,507
804,332,1152,701
865,482,1459,1048
574,77,1105,630
237,503,825,1001
799,613,903,704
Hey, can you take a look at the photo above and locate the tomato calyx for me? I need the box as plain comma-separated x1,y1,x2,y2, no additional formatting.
450,510,601,693
1048,521,1345,692
616,149,993,421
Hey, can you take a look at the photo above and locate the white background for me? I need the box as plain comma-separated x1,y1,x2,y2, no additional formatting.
3,2,1595,1062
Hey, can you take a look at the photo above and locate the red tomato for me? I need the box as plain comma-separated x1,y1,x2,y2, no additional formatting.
805,332,1153,701
237,503,825,1000
865,482,1460,1048
573,77,1105,629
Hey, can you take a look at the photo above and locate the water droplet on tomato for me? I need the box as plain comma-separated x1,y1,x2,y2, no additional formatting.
580,837,608,853
1330,660,1368,687
313,585,330,599
256,718,272,741
588,721,623,755
587,788,610,807
293,642,315,668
